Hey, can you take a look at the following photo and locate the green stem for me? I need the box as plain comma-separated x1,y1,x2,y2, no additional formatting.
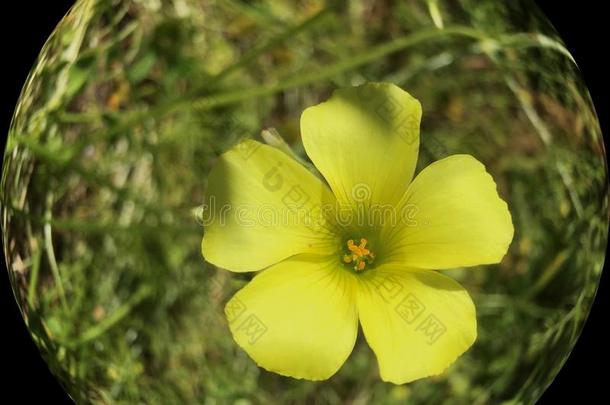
189,25,575,112
44,193,68,311
42,24,574,158
212,7,332,82
11,134,167,217
27,245,42,309
426,0,444,29
65,284,153,348
6,203,198,234
189,26,487,111
525,250,570,299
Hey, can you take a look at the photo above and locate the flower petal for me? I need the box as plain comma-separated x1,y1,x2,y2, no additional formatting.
357,266,477,384
301,83,422,211
202,140,341,272
225,255,359,380
383,154,514,269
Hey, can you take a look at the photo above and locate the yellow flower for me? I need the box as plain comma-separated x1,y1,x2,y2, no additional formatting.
201,83,514,384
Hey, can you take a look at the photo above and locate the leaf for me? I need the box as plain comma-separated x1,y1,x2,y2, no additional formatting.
128,52,157,84
65,54,97,100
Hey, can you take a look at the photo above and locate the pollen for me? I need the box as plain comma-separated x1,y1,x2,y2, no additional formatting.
343,238,375,272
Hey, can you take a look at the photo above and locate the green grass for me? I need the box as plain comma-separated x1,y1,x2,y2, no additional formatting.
1,0,607,404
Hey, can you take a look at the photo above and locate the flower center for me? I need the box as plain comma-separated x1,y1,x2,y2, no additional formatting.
342,238,375,272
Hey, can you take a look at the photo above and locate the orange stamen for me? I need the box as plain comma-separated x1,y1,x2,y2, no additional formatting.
343,238,375,272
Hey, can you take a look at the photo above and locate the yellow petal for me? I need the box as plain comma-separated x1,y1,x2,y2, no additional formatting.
383,155,514,269
225,255,358,380
202,140,341,272
357,266,477,384
301,83,422,213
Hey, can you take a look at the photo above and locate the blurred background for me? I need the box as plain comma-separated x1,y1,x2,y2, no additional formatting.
1,0,607,404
